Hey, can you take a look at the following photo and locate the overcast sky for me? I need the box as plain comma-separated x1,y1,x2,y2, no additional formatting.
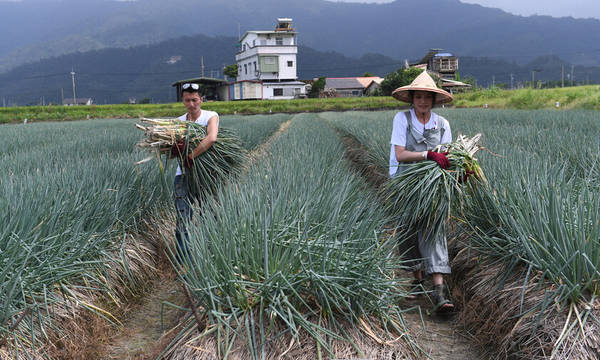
1,0,599,20
331,0,600,20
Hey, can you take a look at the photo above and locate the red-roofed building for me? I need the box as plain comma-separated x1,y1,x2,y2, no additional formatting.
324,76,383,97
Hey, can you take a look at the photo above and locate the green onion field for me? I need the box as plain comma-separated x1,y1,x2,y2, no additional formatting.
1,108,599,359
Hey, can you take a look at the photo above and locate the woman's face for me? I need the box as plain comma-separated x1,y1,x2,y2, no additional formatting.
413,91,434,114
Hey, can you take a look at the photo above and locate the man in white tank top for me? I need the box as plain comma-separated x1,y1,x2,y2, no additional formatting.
171,83,219,262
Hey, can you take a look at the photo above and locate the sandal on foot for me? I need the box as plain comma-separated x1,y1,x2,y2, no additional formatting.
432,284,455,313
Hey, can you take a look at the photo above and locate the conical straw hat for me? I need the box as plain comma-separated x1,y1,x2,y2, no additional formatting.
391,71,454,104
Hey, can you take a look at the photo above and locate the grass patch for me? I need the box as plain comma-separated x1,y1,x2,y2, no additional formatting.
0,97,403,124
453,85,600,110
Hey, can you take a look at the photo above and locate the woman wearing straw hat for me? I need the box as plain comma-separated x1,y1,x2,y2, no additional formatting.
389,71,455,313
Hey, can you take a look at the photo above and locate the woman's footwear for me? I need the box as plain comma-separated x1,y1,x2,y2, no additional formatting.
432,284,455,313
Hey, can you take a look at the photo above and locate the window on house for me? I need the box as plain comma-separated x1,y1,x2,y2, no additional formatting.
260,39,266,45
352,90,360,96
244,64,247,74
254,61,257,72
273,88,283,96
243,44,246,51
253,40,256,47
264,57,276,65
287,61,293,67
276,37,283,45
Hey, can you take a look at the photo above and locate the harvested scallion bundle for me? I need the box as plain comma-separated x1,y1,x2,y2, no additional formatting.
381,134,486,243
136,117,247,198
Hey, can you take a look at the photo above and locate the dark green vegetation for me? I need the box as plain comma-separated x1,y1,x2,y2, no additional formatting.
323,109,600,359
0,114,289,358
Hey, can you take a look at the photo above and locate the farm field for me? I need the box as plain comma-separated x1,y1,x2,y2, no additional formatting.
1,109,599,359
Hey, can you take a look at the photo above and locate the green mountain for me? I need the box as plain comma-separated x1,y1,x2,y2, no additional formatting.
0,34,404,105
1,0,600,74
2,32,599,106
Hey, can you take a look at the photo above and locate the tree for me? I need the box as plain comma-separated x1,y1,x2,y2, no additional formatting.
362,72,375,77
380,67,424,96
223,64,238,79
309,77,326,98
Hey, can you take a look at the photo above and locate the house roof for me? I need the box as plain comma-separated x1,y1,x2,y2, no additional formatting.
263,81,306,86
240,30,297,42
441,79,471,88
326,77,383,90
171,77,228,86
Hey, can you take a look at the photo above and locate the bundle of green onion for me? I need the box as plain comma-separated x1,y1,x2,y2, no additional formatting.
136,117,247,198
381,134,486,243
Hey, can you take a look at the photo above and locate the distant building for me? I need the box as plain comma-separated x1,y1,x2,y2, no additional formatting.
324,77,383,97
172,77,228,102
63,98,93,106
227,18,306,100
171,18,307,101
411,49,470,92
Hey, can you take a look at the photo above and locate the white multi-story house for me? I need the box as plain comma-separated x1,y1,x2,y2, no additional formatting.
221,18,306,100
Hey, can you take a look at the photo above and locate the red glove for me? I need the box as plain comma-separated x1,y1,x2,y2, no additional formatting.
183,154,194,169
426,151,450,169
170,140,186,158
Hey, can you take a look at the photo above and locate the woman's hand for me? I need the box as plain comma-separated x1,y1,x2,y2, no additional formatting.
426,151,450,169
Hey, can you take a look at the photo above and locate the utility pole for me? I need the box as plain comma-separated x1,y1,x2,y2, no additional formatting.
492,75,495,88
510,73,514,89
71,68,77,105
201,56,205,78
570,65,574,86
561,64,564,88
61,88,64,104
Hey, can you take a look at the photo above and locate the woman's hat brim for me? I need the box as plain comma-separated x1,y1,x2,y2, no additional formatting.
392,86,454,104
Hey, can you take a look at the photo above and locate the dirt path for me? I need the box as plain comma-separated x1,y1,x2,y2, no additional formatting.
399,276,483,360
102,272,187,360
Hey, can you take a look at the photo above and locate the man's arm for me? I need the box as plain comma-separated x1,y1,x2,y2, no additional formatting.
189,115,219,159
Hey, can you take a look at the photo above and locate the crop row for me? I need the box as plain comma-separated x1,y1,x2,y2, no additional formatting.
161,113,415,359
323,109,600,358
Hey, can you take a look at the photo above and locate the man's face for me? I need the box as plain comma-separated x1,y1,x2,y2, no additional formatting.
182,92,203,115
